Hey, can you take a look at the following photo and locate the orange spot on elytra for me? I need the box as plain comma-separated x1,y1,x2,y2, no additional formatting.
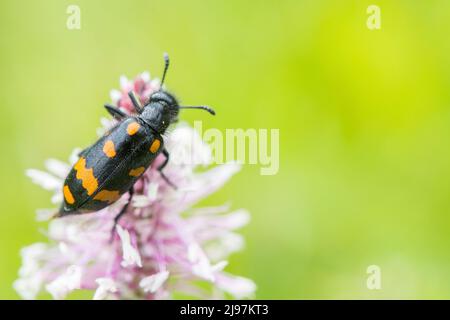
127,122,140,135
103,140,116,158
63,185,75,204
93,190,121,204
149,139,161,153
74,157,98,196
129,166,145,177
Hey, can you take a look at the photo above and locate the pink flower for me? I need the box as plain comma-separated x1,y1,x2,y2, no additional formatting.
14,72,255,300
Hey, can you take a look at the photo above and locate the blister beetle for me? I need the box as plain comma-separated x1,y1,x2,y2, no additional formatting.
58,54,215,229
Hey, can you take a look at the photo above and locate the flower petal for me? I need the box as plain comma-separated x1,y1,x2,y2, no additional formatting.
119,75,129,89
36,208,56,221
26,169,61,191
174,163,241,213
116,225,143,268
45,265,82,300
188,244,215,282
44,159,71,179
110,89,122,104
140,71,150,82
69,148,82,165
17,76,254,300
166,125,211,167
216,273,256,299
139,271,169,293
13,277,42,300
93,278,118,300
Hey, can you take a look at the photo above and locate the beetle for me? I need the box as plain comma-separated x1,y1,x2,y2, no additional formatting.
57,53,215,229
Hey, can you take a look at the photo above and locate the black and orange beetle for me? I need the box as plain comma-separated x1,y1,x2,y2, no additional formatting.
58,54,215,228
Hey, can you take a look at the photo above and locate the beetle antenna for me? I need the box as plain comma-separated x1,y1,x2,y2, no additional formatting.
180,106,216,115
160,52,170,89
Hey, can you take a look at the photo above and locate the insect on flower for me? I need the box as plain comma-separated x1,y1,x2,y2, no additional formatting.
59,53,215,231
16,58,255,300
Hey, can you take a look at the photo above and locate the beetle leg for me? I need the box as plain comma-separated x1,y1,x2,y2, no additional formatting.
128,91,143,113
110,188,134,241
158,149,177,189
104,103,127,120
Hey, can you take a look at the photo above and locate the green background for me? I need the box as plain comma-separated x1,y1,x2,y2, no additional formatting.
1,0,450,299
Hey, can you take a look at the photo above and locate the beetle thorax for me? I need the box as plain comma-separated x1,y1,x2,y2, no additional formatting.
140,91,179,133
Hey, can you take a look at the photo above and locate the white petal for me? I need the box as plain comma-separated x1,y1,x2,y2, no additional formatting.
211,209,250,230
190,204,231,216
119,75,129,89
100,117,110,127
211,260,228,272
58,242,69,254
97,117,116,136
20,242,47,259
147,183,159,201
187,209,250,235
93,278,118,300
150,78,161,90
51,193,63,204
173,163,241,213
116,225,142,268
13,277,42,300
207,233,245,261
139,271,169,293
45,265,82,300
109,196,128,211
26,169,61,191
18,243,48,277
167,125,211,167
44,159,70,179
36,209,56,221
132,195,151,208
188,244,215,282
69,148,82,165
141,71,150,82
109,89,122,103
216,274,256,299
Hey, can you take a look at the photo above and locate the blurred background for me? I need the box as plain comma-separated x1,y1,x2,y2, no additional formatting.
1,0,450,299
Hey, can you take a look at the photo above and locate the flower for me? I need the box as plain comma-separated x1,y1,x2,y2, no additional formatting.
14,71,255,300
